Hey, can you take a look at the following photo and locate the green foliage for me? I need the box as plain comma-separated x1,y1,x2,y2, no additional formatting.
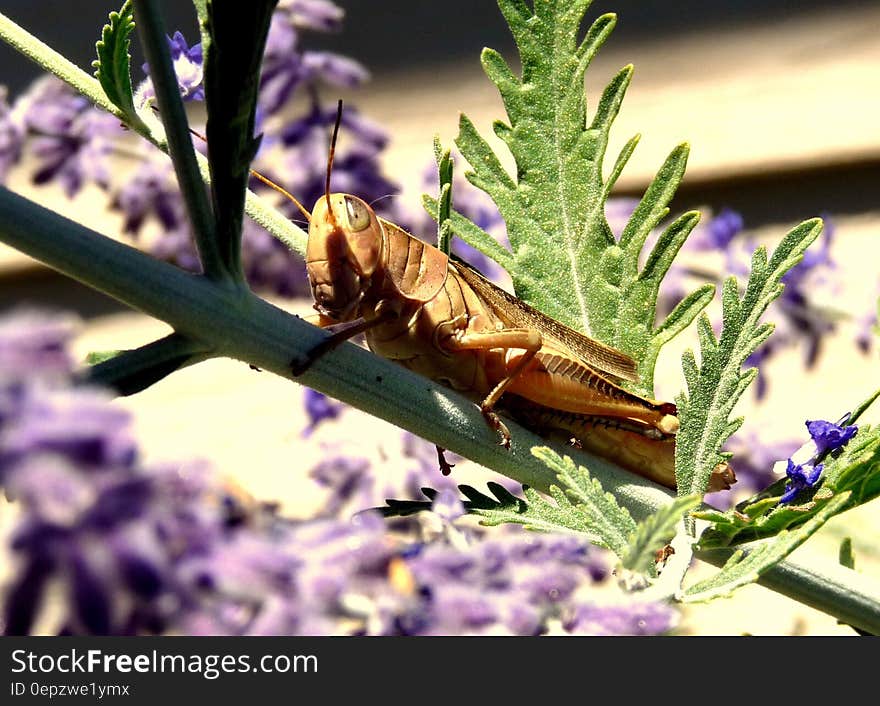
839,537,855,570
202,0,278,277
433,136,454,255
696,424,880,548
436,0,711,395
92,0,146,131
620,495,701,575
674,219,823,496
684,493,850,602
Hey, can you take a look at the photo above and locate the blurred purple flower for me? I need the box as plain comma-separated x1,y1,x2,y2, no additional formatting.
112,158,184,234
302,388,345,437
565,600,677,635
309,455,372,517
0,86,24,182
691,207,744,251
431,488,465,522
0,310,75,384
14,77,124,196
1,387,137,471
281,0,345,32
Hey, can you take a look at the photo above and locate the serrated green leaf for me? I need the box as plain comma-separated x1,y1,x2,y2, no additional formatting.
531,446,637,556
684,492,850,602
92,0,145,130
424,2,708,397
620,494,701,575
698,423,880,548
422,195,515,271
675,219,823,496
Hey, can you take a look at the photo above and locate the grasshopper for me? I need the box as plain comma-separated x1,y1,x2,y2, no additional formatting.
267,103,734,493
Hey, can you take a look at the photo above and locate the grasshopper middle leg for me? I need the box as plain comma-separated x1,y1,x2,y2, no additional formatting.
441,326,542,448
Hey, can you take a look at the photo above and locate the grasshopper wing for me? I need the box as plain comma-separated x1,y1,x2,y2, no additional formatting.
451,258,639,383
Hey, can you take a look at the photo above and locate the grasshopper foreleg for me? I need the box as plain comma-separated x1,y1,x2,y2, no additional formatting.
291,306,397,376
441,327,542,448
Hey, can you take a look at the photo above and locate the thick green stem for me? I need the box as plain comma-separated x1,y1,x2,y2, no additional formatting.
133,0,224,281
1,185,879,633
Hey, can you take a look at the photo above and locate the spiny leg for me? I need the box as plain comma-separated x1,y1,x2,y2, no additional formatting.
441,326,542,448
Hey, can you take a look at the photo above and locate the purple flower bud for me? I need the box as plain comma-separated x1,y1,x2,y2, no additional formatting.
780,459,824,504
2,388,137,470
138,31,204,105
806,419,858,456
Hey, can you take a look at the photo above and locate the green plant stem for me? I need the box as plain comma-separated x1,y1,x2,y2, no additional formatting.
83,332,210,395
1,185,878,633
0,10,308,257
699,548,880,635
0,11,125,121
133,0,223,281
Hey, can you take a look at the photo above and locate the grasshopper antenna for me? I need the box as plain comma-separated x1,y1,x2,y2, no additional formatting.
151,105,313,222
325,99,343,214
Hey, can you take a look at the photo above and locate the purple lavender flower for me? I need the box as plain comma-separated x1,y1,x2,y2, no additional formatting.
565,600,677,636
281,0,345,32
309,455,372,517
431,488,465,522
0,310,75,384
302,388,345,437
14,77,124,196
0,86,24,182
805,418,858,456
112,158,184,234
137,31,204,106
780,459,824,504
691,207,744,251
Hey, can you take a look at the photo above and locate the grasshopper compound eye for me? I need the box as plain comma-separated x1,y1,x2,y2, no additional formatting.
344,195,371,231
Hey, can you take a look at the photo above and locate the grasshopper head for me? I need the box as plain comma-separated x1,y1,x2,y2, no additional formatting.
306,194,383,320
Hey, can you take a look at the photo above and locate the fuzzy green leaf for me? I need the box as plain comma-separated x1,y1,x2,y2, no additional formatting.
675,219,823,496
696,423,880,548
438,1,710,395
620,494,701,575
92,1,145,130
530,446,636,555
422,195,515,271
685,492,850,602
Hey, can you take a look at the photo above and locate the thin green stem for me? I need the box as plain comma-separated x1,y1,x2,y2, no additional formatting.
0,184,878,633
0,11,133,130
133,0,224,281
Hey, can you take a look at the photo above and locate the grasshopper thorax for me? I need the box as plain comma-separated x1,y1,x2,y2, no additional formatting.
305,193,384,321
